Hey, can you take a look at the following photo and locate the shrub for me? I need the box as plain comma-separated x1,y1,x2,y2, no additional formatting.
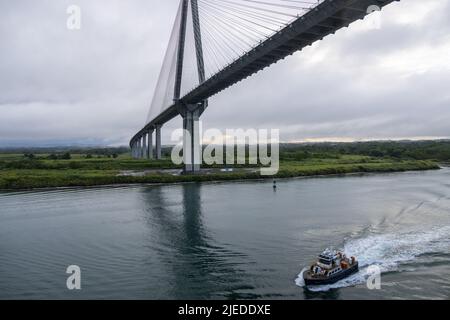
61,153,71,160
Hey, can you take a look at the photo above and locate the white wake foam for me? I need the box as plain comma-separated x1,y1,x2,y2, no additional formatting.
294,268,308,287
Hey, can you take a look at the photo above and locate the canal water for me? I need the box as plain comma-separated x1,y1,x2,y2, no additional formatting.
1,168,449,299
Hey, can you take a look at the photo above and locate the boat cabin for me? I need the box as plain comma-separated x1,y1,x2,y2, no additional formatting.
317,249,340,269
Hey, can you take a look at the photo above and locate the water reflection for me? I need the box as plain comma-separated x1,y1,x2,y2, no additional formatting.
303,288,341,300
140,183,255,299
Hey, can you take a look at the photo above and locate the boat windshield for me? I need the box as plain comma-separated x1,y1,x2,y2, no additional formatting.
319,258,332,265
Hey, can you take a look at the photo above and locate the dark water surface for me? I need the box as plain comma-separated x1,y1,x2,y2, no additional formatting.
1,168,450,299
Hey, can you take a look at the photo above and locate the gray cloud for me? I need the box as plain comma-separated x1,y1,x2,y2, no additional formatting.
1,0,450,147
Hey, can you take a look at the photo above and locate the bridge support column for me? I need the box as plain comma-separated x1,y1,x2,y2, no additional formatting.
136,142,139,159
182,108,201,173
137,138,142,159
141,137,145,159
134,141,139,159
155,125,162,160
142,133,148,159
147,129,154,160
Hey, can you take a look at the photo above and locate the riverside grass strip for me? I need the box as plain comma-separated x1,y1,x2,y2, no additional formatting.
0,154,439,190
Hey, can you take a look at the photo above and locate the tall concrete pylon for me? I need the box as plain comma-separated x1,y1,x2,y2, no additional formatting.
175,0,207,173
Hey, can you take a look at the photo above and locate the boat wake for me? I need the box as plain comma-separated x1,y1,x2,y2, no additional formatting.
296,225,450,292
294,268,308,288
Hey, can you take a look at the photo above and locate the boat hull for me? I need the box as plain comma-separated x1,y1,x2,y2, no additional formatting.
304,262,359,286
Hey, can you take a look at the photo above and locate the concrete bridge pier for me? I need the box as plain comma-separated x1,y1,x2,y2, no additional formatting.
133,141,139,159
180,104,204,173
155,124,162,160
131,142,135,159
147,128,154,159
142,132,148,159
140,136,145,159
137,138,142,159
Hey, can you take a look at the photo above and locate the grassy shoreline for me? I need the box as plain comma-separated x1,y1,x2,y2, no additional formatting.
0,154,440,191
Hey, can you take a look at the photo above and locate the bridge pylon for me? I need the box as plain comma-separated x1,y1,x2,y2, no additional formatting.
178,101,206,172
175,0,206,173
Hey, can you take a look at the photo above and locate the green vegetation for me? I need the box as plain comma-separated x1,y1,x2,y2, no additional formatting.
279,140,450,162
0,141,446,190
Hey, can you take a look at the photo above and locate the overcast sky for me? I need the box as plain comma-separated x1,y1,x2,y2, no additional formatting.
1,0,450,147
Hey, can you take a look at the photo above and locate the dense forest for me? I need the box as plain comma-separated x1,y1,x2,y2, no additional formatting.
279,140,450,162
0,146,130,158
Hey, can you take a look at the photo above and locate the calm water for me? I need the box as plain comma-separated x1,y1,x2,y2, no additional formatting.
1,168,450,300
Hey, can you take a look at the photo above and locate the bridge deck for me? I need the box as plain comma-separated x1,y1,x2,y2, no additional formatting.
131,0,398,145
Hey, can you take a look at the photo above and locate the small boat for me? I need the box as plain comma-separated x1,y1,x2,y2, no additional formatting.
303,248,359,286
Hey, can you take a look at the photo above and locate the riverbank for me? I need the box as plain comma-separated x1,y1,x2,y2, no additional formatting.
0,154,439,190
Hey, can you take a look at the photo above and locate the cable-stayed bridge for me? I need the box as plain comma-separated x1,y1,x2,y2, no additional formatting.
130,0,399,172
